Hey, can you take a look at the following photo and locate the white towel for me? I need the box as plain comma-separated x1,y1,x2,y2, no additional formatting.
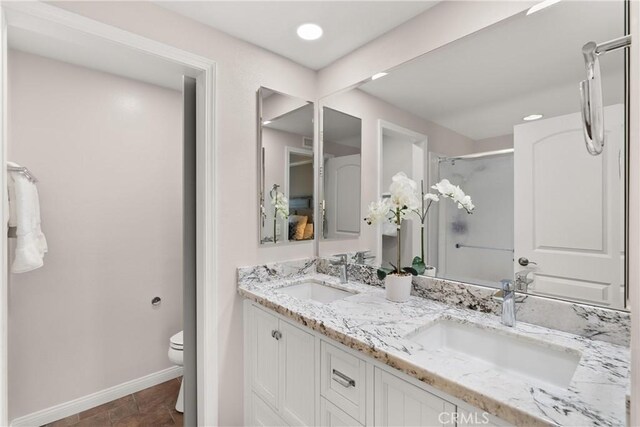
8,162,47,273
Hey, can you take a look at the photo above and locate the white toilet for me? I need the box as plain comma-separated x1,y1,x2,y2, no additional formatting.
168,330,184,413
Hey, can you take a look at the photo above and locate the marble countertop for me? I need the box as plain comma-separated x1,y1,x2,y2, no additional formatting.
238,271,630,427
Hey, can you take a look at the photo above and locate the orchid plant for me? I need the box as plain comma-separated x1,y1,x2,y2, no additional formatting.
364,172,421,280
270,184,289,243
364,173,474,278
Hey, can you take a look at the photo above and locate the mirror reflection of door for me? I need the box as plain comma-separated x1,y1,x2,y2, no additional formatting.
514,105,625,307
322,107,362,240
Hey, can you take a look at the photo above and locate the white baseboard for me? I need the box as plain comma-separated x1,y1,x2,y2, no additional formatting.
11,366,183,427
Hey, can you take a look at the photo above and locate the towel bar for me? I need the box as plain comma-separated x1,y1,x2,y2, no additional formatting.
7,165,38,183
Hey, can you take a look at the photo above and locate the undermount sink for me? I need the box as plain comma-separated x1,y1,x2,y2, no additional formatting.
406,319,581,389
276,280,356,304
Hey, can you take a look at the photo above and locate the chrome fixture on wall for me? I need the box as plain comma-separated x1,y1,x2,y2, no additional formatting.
580,34,631,155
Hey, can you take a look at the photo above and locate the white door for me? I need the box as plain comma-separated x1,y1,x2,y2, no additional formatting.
279,320,316,426
251,307,280,409
514,104,625,307
325,154,361,239
374,369,455,426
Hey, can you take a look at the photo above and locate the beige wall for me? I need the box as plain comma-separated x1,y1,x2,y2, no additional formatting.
474,134,513,152
49,2,318,424
7,50,182,419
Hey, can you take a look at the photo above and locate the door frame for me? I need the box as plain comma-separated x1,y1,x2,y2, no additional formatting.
0,3,218,426
375,120,428,267
284,146,314,201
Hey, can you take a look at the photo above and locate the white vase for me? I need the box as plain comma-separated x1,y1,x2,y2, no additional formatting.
385,274,413,302
424,265,436,277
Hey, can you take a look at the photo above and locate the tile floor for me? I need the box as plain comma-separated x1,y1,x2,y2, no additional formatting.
42,377,183,427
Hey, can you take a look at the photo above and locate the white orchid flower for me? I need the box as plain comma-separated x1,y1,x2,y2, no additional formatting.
389,172,420,211
424,193,439,202
364,199,391,225
431,178,455,195
271,191,289,219
432,178,474,213
458,195,475,212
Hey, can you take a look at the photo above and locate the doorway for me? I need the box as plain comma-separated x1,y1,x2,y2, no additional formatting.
0,3,217,426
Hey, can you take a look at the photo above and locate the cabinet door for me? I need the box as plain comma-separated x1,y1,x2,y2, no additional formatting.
279,319,316,426
320,397,362,427
251,392,289,427
251,307,280,408
374,369,455,427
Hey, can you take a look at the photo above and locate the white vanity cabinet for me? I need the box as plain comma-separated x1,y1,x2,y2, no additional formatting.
248,304,316,426
245,301,512,427
374,368,455,426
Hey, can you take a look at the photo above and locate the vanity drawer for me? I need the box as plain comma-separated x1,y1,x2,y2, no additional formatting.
321,341,366,424
320,397,362,427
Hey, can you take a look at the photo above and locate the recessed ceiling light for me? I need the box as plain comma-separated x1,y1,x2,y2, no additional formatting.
523,114,543,121
527,0,562,15
262,120,272,125
297,23,323,41
371,72,388,81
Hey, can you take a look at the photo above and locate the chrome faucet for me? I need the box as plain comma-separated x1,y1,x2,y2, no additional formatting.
353,250,375,265
500,279,516,327
515,270,534,292
330,254,348,284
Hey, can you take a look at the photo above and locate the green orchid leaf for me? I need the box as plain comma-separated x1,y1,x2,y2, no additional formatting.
402,267,419,276
388,262,399,275
411,256,426,275
377,267,394,280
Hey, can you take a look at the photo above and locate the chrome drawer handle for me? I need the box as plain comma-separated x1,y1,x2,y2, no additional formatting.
332,369,355,388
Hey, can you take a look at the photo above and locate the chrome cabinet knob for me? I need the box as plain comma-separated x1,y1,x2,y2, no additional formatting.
518,257,538,267
271,330,282,340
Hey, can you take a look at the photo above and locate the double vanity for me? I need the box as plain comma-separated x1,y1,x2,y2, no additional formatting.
238,259,630,427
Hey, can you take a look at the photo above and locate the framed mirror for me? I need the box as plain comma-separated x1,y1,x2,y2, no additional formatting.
258,87,315,245
320,106,362,240
325,0,628,310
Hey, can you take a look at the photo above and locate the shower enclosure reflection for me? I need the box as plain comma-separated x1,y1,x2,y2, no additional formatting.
431,150,514,287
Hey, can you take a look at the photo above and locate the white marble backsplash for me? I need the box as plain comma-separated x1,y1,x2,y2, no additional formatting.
237,258,317,283
316,256,631,347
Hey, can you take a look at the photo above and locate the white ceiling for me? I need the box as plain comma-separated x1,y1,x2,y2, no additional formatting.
7,8,195,91
359,0,626,140
265,103,314,137
156,1,438,70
